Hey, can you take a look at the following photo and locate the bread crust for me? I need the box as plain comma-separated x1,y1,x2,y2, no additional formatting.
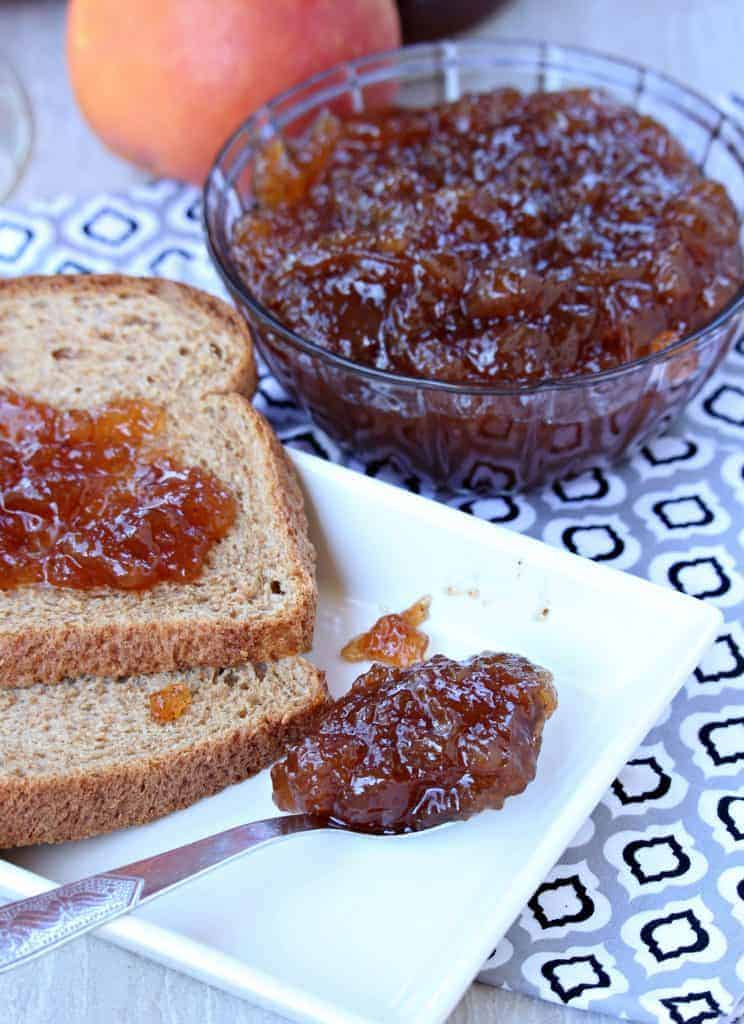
0,606,315,688
0,664,329,847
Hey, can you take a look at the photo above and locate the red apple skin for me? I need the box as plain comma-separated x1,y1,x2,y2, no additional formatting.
67,0,402,184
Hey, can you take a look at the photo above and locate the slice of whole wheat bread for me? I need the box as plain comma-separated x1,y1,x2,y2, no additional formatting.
0,274,256,403
0,391,317,686
0,275,317,686
0,656,329,847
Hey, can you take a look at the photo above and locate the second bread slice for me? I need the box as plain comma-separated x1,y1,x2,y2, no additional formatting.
0,655,329,847
0,393,317,687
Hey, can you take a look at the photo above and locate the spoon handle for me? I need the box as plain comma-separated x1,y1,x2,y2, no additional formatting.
0,813,323,973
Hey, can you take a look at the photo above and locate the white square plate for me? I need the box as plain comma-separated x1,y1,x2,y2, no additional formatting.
0,451,721,1024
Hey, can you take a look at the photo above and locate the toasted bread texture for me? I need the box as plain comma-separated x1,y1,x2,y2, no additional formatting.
0,274,256,403
0,275,317,686
0,656,329,847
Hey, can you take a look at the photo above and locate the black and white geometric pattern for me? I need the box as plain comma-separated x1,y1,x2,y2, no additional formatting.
1,180,742,1024
602,741,690,819
603,822,709,899
520,860,612,941
621,896,727,978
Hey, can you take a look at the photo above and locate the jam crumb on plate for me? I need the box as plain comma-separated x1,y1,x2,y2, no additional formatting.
340,596,431,667
271,652,557,834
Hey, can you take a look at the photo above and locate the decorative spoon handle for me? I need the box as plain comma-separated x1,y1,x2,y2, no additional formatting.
0,874,143,971
0,812,324,973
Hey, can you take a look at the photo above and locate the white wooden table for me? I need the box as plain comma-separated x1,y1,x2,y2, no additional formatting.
1,2,741,1022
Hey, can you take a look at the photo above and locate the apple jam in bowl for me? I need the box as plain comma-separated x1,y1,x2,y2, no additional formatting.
205,41,744,493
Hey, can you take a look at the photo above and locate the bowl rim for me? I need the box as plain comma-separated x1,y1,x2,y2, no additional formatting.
204,38,744,398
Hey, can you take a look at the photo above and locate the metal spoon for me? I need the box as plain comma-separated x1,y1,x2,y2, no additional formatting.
0,812,385,973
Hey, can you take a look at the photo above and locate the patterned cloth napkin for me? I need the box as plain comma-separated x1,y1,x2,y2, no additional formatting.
0,182,742,1024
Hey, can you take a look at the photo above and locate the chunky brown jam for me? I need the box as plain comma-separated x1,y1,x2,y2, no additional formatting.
341,596,430,666
233,88,742,386
0,390,236,590
149,682,192,724
271,652,557,833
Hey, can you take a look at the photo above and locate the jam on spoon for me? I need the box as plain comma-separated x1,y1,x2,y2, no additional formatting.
271,651,557,834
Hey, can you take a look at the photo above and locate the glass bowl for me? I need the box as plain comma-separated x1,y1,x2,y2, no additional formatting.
204,40,744,493
0,57,32,201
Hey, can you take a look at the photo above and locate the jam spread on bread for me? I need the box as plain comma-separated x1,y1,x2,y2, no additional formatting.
0,390,236,590
233,88,741,386
341,596,430,666
271,652,557,833
149,682,192,723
